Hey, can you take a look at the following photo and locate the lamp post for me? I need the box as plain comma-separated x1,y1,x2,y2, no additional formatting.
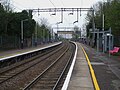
73,8,79,24
35,22,37,46
21,19,28,49
102,0,105,53
102,0,108,52
56,22,62,41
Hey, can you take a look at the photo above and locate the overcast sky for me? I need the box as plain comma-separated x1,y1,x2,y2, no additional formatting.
11,0,101,32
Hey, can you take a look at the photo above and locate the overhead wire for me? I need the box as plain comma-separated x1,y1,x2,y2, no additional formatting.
11,3,23,11
12,0,40,24
59,0,73,26
48,0,56,7
4,0,23,11
11,0,71,28
59,0,65,7
29,0,41,8
12,0,28,11
30,0,54,24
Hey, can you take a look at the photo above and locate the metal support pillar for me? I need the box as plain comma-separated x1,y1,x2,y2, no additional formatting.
92,9,95,47
35,22,37,46
97,29,99,53
102,14,105,53
109,35,111,57
21,21,24,49
61,8,63,23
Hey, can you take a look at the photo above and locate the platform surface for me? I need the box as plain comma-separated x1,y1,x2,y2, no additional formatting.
0,42,61,59
67,42,94,90
81,43,120,90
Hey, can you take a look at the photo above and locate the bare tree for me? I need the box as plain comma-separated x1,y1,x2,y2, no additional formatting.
40,17,49,26
1,0,12,12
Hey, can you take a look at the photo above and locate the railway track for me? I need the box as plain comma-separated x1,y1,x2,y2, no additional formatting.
23,42,75,90
0,41,75,90
0,43,63,84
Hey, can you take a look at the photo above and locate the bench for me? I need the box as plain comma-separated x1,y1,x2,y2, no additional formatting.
109,47,120,54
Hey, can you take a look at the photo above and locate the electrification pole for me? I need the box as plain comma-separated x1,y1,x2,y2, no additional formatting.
21,19,28,49
35,22,37,46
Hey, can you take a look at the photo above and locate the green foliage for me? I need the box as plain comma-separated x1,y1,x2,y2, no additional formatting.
73,26,81,40
0,3,52,48
37,24,51,40
0,4,36,39
86,0,120,37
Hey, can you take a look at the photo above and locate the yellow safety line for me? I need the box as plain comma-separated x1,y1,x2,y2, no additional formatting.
80,45,100,90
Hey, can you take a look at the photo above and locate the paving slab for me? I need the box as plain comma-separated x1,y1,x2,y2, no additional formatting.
0,42,60,59
81,42,120,90
67,42,94,90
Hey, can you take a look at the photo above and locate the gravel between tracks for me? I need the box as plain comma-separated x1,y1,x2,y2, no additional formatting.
0,42,75,90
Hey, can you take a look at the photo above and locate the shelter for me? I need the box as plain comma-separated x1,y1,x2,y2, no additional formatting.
90,28,113,52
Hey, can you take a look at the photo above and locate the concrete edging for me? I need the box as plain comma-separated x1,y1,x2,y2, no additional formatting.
80,44,100,90
0,42,62,61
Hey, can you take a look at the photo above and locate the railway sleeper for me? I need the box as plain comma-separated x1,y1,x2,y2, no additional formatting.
38,80,56,84
31,85,55,89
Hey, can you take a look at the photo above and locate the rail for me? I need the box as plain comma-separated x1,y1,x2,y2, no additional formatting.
23,42,75,90
0,42,64,85
0,42,62,68
61,41,78,90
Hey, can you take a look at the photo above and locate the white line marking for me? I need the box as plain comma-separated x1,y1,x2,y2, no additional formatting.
0,42,62,61
61,42,78,90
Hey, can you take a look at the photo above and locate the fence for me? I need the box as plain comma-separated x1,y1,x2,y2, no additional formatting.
114,36,120,47
0,35,21,50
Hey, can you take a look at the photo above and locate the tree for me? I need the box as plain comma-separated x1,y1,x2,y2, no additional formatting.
0,6,36,48
1,0,13,12
85,0,120,46
72,26,80,40
86,0,120,36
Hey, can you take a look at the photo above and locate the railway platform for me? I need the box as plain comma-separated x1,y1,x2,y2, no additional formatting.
0,42,61,59
81,43,120,90
1,41,120,90
66,42,120,90
67,42,95,90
